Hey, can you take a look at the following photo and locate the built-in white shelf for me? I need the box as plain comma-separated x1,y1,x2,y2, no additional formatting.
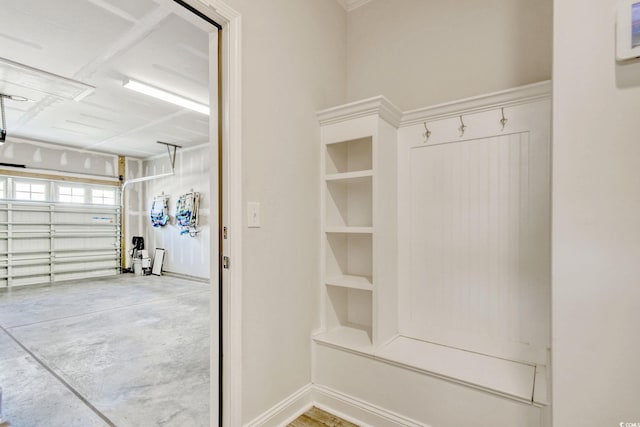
313,333,544,405
377,336,535,402
313,325,373,352
326,274,372,291
325,227,373,234
325,170,373,183
325,137,372,175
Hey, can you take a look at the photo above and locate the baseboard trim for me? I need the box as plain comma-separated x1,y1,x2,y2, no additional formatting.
244,383,426,427
312,384,427,427
244,384,314,427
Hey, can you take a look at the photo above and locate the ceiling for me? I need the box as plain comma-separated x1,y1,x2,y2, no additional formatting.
0,0,214,158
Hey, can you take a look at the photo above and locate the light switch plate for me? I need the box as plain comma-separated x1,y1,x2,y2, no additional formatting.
247,202,261,228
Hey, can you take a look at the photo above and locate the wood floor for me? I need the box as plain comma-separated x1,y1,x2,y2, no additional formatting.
287,407,358,427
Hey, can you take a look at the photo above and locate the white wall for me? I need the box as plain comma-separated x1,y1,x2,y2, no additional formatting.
346,0,552,110
221,0,347,422
0,137,118,177
553,0,640,425
141,145,210,279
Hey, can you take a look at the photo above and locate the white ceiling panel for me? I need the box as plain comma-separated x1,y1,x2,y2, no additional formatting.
0,0,135,76
0,0,215,158
110,13,210,104
88,0,160,22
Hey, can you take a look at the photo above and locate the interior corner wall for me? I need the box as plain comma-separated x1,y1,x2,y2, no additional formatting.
140,145,210,280
221,0,347,423
346,0,552,110
553,0,640,425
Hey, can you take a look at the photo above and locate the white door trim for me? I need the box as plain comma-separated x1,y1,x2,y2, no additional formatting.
187,1,243,426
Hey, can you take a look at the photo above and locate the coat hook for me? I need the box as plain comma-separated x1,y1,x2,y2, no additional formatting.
500,107,508,131
458,115,466,137
423,122,431,142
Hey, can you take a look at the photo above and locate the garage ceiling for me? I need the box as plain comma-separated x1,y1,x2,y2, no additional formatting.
0,0,213,158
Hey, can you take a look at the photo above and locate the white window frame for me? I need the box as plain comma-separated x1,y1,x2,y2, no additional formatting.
91,188,116,205
58,185,86,204
14,180,49,202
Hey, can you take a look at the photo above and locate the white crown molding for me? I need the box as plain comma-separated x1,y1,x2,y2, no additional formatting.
401,80,552,127
335,0,373,12
317,81,552,130
317,95,403,127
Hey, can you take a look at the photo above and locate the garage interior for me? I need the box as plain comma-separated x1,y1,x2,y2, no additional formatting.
0,0,216,425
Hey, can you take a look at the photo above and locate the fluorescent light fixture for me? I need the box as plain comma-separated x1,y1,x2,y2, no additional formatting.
123,79,209,115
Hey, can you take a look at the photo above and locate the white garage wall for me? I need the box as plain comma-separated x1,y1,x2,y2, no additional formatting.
0,137,119,177
221,0,347,422
141,144,210,280
553,0,640,425
346,0,552,110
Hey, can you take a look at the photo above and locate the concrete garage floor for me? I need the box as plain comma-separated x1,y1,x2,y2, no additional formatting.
0,275,209,427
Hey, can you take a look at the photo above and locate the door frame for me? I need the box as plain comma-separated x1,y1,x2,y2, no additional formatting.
185,1,243,426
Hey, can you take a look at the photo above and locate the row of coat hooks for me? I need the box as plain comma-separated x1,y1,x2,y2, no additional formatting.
423,107,509,142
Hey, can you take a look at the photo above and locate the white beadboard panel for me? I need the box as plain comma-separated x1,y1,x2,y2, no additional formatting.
399,100,551,365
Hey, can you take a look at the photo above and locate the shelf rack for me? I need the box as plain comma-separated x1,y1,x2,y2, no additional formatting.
318,98,399,348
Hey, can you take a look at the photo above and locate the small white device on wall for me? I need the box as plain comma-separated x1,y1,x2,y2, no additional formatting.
617,0,640,60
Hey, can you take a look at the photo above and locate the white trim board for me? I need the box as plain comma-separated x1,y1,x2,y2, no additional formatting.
178,1,243,426
244,384,314,427
243,384,425,427
316,81,552,129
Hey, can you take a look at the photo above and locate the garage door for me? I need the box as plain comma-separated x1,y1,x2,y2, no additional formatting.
0,176,121,287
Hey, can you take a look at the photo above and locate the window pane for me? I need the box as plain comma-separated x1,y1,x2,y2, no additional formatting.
91,188,115,205
15,183,30,192
58,186,84,203
31,184,45,194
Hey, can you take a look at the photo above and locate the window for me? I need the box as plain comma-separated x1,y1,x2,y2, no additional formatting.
58,186,85,203
15,182,47,201
92,188,115,205
0,181,4,199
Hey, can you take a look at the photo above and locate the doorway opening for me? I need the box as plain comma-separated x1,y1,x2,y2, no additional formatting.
0,0,238,426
